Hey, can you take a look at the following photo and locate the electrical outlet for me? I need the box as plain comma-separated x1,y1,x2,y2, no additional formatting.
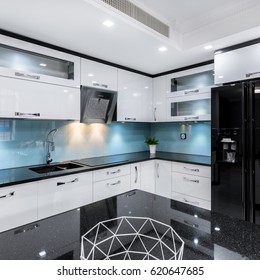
180,133,186,140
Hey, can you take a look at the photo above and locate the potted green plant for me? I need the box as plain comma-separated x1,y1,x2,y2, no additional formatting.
145,136,159,154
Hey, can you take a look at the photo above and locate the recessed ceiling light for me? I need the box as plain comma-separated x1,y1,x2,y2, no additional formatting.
204,45,213,50
103,20,115,27
40,63,47,67
158,46,168,52
88,73,94,77
39,250,47,258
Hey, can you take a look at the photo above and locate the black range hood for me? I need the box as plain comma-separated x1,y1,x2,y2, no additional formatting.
80,86,117,124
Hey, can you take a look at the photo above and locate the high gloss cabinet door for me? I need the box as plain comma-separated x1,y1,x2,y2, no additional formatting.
140,161,155,193
37,172,93,219
0,76,80,120
153,76,168,122
0,182,38,232
117,69,153,122
81,58,118,91
155,160,171,198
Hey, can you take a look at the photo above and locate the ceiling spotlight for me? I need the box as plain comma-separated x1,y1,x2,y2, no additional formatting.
204,45,213,50
103,20,115,27
39,63,47,67
158,46,168,52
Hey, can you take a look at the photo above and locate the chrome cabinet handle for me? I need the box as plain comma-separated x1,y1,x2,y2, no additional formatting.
184,89,199,95
15,112,40,117
107,169,121,175
183,177,199,183
57,178,79,186
134,166,138,184
156,162,159,178
0,191,15,199
125,117,137,121
92,82,108,88
154,107,157,121
183,198,199,205
184,116,199,120
107,180,121,187
183,167,200,172
15,72,40,80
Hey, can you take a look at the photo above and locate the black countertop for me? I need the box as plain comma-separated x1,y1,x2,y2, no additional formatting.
0,152,210,188
0,190,259,260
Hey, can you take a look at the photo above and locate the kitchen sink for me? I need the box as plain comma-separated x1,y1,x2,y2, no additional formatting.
29,162,85,174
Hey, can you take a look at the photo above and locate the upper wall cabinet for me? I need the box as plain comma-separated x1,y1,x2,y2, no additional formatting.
152,75,168,122
0,35,80,88
214,43,260,84
117,69,153,122
0,76,80,120
166,64,214,95
80,58,118,91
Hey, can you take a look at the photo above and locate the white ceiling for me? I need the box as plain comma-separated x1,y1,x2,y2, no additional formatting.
1,0,260,75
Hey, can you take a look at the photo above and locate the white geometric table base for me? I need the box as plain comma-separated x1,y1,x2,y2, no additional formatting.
81,216,184,260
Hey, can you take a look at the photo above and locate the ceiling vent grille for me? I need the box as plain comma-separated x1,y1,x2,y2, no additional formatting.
100,0,170,38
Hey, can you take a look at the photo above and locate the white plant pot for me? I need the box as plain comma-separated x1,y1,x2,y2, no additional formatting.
149,145,156,154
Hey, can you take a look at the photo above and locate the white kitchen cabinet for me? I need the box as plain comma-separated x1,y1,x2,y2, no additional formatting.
0,182,38,232
152,75,168,122
214,43,260,84
117,69,153,122
0,76,80,120
155,160,171,198
130,163,141,190
93,164,131,202
140,160,155,193
0,34,80,88
166,87,211,122
80,58,118,91
37,172,93,219
166,64,214,94
171,162,211,210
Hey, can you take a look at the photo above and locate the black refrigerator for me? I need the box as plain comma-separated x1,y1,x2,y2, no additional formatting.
211,81,260,224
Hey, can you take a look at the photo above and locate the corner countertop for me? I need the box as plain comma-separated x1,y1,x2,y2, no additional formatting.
0,190,259,260
0,151,210,188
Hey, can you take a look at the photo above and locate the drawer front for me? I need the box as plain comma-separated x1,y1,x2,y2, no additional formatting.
38,172,93,219
0,182,38,232
171,192,211,210
172,172,211,201
93,164,130,182
93,175,131,202
172,161,210,178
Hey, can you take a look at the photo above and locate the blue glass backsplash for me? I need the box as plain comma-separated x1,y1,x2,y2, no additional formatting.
0,120,210,169
151,122,211,156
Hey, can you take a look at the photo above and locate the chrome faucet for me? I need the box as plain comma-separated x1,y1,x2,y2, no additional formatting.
46,128,58,164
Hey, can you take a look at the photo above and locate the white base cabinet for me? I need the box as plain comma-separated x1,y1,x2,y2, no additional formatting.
37,172,93,219
155,160,172,198
171,162,211,210
93,165,131,202
140,160,155,193
0,182,38,232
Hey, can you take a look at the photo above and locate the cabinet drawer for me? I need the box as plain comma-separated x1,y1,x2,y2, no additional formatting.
93,175,131,202
93,164,130,182
0,182,38,232
172,172,211,201
171,192,211,210
38,172,93,219
172,161,210,178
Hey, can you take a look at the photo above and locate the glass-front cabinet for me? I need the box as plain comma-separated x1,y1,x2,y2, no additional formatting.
166,65,213,122
0,35,80,88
